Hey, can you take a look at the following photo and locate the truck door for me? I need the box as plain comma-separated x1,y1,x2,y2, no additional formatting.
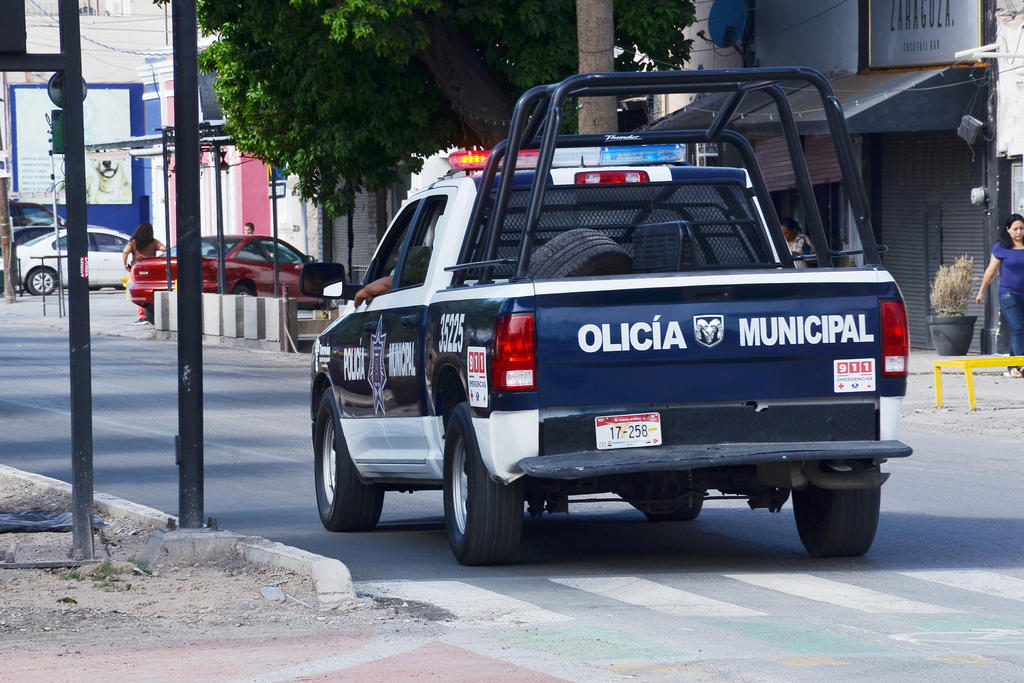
335,194,450,476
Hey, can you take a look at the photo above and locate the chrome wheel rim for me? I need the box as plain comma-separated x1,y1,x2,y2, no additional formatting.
321,420,337,507
451,435,468,534
31,270,55,294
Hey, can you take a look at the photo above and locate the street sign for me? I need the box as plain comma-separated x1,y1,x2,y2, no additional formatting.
268,165,286,199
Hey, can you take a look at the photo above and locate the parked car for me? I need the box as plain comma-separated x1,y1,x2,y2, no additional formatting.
10,201,66,229
0,226,130,295
13,225,59,246
128,235,321,320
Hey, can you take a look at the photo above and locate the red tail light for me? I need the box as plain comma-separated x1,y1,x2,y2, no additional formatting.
575,170,649,184
493,314,536,391
881,300,909,375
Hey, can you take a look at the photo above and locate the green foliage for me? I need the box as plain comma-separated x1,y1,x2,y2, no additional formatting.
197,0,695,214
930,255,975,317
130,557,153,576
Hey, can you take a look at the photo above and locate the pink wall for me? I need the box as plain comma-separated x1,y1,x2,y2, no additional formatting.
236,154,271,235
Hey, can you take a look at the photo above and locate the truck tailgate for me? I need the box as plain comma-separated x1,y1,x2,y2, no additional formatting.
533,271,902,408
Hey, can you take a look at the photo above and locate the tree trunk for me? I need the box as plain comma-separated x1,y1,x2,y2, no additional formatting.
419,21,514,147
577,0,617,134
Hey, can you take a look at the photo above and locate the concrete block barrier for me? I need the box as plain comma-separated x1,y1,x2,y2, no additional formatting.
243,296,266,340
202,293,222,337
221,294,244,338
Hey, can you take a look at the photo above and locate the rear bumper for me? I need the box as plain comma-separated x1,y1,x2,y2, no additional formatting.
518,439,911,479
128,282,166,306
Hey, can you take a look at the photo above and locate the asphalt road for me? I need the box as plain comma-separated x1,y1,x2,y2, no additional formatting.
3,290,1023,679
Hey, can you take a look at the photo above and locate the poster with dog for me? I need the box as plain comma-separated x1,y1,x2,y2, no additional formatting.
85,150,132,204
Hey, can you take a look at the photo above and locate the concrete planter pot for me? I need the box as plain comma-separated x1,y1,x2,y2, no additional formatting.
928,315,977,356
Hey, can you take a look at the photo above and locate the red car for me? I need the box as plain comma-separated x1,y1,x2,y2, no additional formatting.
128,235,322,318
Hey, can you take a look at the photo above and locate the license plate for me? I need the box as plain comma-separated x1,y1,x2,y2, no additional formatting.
595,412,662,450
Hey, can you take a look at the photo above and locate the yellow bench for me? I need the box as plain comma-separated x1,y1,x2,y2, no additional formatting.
933,355,1024,410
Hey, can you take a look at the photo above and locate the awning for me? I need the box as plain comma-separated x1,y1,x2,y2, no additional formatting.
646,66,988,137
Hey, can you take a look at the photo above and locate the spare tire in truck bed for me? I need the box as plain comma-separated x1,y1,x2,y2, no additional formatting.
527,228,632,278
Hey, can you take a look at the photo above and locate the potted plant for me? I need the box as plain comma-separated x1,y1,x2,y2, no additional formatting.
928,255,977,355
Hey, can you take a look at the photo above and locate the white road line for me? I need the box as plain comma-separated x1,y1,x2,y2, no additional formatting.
551,576,765,618
724,573,958,614
901,570,1024,603
356,580,572,625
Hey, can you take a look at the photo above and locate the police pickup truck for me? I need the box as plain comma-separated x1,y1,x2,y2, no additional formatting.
301,68,911,565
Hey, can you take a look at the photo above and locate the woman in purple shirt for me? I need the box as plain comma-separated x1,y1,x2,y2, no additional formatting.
977,213,1024,376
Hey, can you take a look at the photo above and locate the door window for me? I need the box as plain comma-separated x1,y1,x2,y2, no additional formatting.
232,241,269,262
92,232,128,252
258,238,304,265
366,201,420,283
395,196,448,289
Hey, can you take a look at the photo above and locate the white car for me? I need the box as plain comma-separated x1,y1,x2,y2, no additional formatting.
2,226,131,295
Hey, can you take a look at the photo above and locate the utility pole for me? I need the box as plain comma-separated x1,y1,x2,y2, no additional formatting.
1,122,14,304
576,0,617,134
173,0,205,529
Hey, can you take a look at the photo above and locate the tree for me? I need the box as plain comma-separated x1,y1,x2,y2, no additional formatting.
198,0,695,214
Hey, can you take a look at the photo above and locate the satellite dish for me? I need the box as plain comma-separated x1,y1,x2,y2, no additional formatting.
708,0,747,48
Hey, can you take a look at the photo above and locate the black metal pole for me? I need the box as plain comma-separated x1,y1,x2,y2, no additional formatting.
172,0,204,529
58,0,94,561
271,167,280,297
213,142,225,294
162,126,172,291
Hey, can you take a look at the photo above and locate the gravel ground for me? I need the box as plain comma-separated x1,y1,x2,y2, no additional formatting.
0,474,444,654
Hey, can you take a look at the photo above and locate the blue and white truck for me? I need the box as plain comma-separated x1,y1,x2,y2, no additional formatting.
302,68,912,565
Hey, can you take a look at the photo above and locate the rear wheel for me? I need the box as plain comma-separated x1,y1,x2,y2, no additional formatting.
792,485,880,557
25,267,58,296
443,403,523,565
232,281,256,297
142,304,154,324
313,392,384,531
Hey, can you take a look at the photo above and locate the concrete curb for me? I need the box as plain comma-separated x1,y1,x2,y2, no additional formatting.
0,465,353,607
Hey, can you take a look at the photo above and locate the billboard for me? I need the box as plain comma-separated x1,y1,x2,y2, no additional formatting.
11,85,133,204
869,0,982,68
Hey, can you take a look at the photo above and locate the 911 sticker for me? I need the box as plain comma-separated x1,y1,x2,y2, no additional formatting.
834,358,875,393
467,346,488,408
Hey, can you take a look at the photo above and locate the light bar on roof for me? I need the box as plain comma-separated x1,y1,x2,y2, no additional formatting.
598,144,686,165
448,144,685,172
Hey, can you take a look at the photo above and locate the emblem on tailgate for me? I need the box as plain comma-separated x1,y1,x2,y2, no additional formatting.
693,315,724,348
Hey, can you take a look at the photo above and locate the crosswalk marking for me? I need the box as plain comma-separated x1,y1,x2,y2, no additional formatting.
724,573,958,614
900,570,1024,603
356,580,572,625
550,576,765,618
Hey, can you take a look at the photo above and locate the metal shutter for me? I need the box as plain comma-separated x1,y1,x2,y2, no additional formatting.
880,131,985,350
754,137,796,192
803,135,842,185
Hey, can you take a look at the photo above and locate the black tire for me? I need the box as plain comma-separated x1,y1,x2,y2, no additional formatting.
313,391,384,532
443,402,523,565
792,485,880,557
633,495,704,522
527,228,631,278
25,267,58,296
232,281,256,296
142,304,154,324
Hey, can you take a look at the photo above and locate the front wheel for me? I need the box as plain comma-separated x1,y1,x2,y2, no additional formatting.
313,391,384,531
443,403,523,565
25,267,58,296
792,485,880,557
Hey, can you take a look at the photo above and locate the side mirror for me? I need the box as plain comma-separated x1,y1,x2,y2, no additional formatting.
300,262,361,299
